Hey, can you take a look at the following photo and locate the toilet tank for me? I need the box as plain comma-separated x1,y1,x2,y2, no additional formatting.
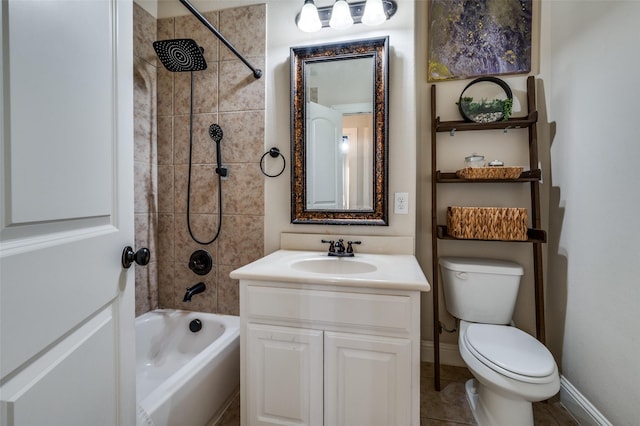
439,257,524,325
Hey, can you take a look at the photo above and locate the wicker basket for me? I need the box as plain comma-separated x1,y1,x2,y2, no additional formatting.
447,206,528,241
456,166,523,180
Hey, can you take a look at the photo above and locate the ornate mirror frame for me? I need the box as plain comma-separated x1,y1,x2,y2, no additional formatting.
290,37,389,225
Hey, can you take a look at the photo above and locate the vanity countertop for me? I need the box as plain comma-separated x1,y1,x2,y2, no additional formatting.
230,249,430,292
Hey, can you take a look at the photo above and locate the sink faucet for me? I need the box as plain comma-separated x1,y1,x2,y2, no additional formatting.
183,282,206,302
321,239,361,257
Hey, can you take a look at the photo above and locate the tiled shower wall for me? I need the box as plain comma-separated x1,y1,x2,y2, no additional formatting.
133,3,266,316
134,3,159,315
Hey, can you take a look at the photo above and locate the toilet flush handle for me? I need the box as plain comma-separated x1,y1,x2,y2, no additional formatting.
455,272,468,280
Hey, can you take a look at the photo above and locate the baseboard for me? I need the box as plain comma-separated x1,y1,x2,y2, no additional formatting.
560,375,612,426
420,340,465,366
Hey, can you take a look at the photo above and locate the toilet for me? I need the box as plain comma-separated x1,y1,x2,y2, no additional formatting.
439,257,560,426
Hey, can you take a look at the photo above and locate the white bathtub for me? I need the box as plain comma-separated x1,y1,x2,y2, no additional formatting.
136,309,240,426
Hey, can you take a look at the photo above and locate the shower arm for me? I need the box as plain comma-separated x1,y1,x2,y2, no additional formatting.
179,0,263,79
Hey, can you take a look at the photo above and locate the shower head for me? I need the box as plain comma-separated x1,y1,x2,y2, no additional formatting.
209,124,223,143
153,39,207,72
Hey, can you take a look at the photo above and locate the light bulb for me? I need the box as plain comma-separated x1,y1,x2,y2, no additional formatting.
361,0,387,26
329,0,353,30
297,0,322,32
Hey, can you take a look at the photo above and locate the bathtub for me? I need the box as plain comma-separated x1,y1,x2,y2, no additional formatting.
136,309,240,426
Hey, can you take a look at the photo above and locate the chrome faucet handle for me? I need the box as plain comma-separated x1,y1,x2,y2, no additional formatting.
346,240,361,254
321,239,336,252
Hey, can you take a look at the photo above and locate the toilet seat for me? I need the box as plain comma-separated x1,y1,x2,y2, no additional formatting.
463,323,556,383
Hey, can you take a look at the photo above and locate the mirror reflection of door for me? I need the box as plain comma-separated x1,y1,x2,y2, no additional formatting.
304,57,374,211
306,102,343,210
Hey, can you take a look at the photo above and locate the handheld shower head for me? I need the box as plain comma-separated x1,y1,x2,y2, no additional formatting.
153,39,207,72
209,124,227,177
209,124,223,143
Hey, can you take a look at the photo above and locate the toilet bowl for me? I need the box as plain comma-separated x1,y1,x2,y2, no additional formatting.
438,257,560,426
458,321,559,426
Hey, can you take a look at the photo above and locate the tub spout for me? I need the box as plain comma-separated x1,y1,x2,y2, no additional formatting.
183,282,206,302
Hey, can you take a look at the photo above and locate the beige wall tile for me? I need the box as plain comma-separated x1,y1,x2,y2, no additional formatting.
174,63,219,115
157,17,174,41
135,213,158,257
174,213,219,266
219,5,265,61
157,213,175,264
134,2,157,66
157,116,173,165
219,58,265,112
218,215,264,266
157,165,174,213
157,261,175,308
174,164,219,214
219,111,265,163
173,112,218,165
175,12,219,63
157,66,174,117
217,264,240,316
134,161,150,214
134,58,157,164
222,163,264,215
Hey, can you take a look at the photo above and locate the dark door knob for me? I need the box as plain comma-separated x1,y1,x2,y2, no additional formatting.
121,246,151,269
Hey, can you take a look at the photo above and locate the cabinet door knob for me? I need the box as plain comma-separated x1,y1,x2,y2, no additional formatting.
121,246,150,269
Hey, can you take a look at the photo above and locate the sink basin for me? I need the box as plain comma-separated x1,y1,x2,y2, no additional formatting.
230,250,430,291
290,257,377,274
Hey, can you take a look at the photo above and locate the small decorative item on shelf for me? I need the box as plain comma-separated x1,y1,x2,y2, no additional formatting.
464,153,485,168
457,76,513,123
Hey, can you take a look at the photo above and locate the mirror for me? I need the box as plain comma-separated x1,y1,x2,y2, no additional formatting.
290,37,389,225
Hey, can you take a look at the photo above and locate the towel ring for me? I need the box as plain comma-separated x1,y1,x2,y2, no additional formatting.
260,147,286,178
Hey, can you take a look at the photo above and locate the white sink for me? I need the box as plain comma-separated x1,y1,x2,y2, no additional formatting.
290,257,378,274
230,250,430,291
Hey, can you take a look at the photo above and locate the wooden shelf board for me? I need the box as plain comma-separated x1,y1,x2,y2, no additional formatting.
436,225,547,243
434,111,538,132
436,169,541,183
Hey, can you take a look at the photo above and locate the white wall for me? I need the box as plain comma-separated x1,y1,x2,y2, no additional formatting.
159,0,417,254
541,1,640,424
264,0,417,253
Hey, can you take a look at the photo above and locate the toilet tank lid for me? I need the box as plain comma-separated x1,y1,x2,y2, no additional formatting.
438,257,523,276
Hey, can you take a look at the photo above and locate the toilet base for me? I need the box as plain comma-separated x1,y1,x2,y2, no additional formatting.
465,378,534,426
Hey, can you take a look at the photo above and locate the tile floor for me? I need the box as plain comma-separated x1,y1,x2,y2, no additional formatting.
215,362,579,425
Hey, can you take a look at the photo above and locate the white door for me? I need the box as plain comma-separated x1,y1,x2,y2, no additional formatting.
0,1,135,425
324,332,412,426
246,324,323,426
306,102,344,210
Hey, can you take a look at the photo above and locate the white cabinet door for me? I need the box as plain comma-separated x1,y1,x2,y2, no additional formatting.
0,1,135,425
324,332,412,426
246,324,324,426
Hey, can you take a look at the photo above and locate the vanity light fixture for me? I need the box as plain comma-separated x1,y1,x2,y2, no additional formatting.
361,0,387,26
329,0,354,29
296,0,397,32
297,0,322,33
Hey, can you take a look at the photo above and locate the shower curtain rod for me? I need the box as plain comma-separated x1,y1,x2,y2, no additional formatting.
179,0,263,79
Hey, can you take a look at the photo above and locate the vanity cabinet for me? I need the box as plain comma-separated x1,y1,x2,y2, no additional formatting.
239,280,421,426
430,76,546,390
